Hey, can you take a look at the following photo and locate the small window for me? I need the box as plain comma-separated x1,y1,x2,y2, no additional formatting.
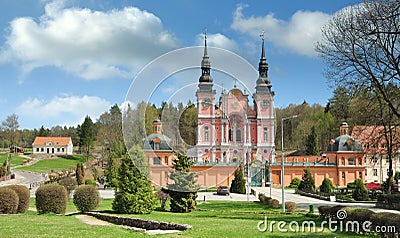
263,127,268,142
341,172,345,180
341,158,345,165
359,171,362,178
365,169,367,176
348,158,354,165
373,157,378,163
41,148,44,152
154,143,160,150
165,156,168,165
204,131,209,141
373,169,378,176
36,148,39,152
62,148,65,152
153,157,161,165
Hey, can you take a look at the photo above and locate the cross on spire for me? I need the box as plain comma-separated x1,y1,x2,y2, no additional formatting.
260,30,265,40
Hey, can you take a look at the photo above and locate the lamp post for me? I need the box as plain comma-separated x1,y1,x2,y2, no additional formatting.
281,115,298,212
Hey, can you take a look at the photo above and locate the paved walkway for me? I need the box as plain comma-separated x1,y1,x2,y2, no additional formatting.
0,170,43,196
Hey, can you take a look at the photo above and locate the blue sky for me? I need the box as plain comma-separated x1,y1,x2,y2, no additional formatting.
0,0,361,129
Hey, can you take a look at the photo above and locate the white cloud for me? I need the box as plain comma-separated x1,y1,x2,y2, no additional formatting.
0,1,179,80
231,4,330,57
16,95,112,125
195,33,239,52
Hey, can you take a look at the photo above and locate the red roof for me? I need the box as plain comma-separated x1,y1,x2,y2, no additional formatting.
32,137,72,146
352,126,400,154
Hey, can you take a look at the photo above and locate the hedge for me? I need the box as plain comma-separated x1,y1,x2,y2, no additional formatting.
7,185,30,213
73,185,100,212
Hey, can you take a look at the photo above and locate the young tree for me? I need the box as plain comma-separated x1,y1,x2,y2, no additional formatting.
2,114,19,147
298,168,315,193
167,152,199,213
316,0,400,119
306,126,319,155
230,164,246,194
112,146,156,214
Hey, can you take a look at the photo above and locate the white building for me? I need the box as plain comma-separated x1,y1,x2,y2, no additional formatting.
32,137,73,155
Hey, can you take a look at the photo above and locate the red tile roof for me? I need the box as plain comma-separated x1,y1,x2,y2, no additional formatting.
352,126,400,154
32,137,72,146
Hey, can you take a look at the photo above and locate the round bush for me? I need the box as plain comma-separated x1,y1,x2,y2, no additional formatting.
73,185,100,212
35,184,68,214
269,199,280,208
0,187,19,214
7,185,30,213
285,201,296,213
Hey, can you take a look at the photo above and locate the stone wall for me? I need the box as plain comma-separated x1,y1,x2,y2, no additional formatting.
86,212,192,231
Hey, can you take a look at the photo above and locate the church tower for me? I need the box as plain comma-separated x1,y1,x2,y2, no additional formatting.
253,32,275,164
196,31,216,162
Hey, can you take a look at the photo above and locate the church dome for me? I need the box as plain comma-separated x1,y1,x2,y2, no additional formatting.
327,122,363,152
143,133,173,151
229,88,244,98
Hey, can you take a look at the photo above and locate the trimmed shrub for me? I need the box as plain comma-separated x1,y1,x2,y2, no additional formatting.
7,185,30,213
73,185,100,212
35,184,68,214
319,178,333,193
318,206,331,219
330,205,346,220
347,208,375,231
269,199,279,209
370,212,400,236
285,201,296,212
289,178,301,188
258,193,266,203
58,177,77,197
0,187,19,214
230,165,246,194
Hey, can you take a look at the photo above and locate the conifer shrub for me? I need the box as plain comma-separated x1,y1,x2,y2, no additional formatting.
285,201,296,212
35,184,68,214
7,185,30,213
112,148,157,214
73,185,100,212
0,187,19,214
289,178,301,188
230,165,246,194
352,179,369,201
319,177,333,193
298,168,315,193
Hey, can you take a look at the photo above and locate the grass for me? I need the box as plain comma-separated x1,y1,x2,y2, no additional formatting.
0,198,363,237
0,153,27,167
16,155,90,174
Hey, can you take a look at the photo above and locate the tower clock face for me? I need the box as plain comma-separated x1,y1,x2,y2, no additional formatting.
202,98,211,108
262,99,269,109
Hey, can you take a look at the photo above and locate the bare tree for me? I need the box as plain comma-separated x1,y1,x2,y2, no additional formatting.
316,0,400,118
2,114,19,147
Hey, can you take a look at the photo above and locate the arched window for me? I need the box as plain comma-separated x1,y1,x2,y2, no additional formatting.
204,126,209,141
263,127,268,142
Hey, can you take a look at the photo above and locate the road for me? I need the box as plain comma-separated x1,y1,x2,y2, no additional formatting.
0,170,43,196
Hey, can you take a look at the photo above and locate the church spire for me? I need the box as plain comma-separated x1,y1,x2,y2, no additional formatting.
199,28,213,88
258,31,269,79
255,31,272,94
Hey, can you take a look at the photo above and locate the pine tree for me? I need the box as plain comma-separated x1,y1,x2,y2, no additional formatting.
112,146,156,214
230,164,246,194
167,153,199,213
298,168,315,193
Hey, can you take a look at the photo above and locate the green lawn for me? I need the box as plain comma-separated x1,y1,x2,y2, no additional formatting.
0,153,27,167
16,155,90,174
0,198,364,237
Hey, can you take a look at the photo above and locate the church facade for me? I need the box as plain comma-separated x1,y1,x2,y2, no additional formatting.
195,34,276,178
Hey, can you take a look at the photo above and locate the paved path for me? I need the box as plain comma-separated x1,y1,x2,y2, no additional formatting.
0,170,44,196
252,187,400,214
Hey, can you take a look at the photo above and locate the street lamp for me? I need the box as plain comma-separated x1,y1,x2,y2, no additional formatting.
281,115,298,212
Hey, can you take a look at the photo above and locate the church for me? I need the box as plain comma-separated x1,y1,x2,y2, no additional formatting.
194,33,275,175
145,33,276,188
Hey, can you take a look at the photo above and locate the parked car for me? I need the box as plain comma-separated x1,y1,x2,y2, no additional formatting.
217,186,230,195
